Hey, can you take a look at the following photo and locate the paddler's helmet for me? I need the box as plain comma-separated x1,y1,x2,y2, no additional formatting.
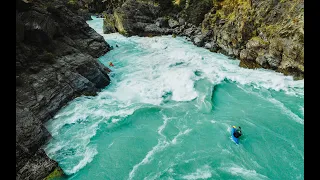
232,126,236,128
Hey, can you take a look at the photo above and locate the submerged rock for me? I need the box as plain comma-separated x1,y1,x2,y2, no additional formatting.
193,35,205,47
204,41,216,50
168,19,179,28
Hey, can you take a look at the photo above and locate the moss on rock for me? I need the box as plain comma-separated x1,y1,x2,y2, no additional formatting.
250,36,269,46
114,10,127,35
43,167,63,180
103,13,116,34
239,58,262,69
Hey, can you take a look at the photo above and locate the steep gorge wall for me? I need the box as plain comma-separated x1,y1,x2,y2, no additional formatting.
100,0,304,79
16,0,303,178
200,0,304,79
16,0,111,179
67,0,126,13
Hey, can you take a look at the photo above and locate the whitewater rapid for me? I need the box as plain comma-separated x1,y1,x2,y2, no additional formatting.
43,16,304,180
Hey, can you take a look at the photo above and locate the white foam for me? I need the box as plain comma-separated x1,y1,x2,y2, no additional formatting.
128,140,169,180
182,165,212,180
45,17,304,176
236,84,304,125
95,16,303,106
128,115,172,180
268,98,304,124
64,146,98,175
129,115,192,179
158,115,171,135
86,16,104,34
44,141,65,156
49,113,88,136
99,31,303,108
223,166,269,180
300,106,304,116
107,54,198,104
92,107,136,120
44,95,139,175
171,129,192,144
129,34,303,98
108,141,114,148
76,122,100,143
159,69,198,101
221,149,232,154
144,166,175,180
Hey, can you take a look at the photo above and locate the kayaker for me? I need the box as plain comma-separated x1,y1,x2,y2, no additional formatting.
233,126,242,138
109,62,114,67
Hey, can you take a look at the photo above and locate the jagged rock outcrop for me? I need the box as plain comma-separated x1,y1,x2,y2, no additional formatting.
177,0,213,26
103,13,117,33
64,0,127,20
100,0,303,79
16,0,112,179
198,0,304,79
103,0,166,36
85,0,126,13
156,0,304,79
102,0,181,36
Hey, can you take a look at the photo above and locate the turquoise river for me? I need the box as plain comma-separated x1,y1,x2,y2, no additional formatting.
44,16,304,180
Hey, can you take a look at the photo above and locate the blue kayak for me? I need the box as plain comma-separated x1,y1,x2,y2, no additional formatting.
231,127,239,144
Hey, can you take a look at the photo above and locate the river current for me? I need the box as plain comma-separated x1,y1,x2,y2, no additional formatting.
44,16,304,180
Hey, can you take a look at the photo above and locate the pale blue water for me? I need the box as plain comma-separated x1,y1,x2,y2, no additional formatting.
44,16,304,180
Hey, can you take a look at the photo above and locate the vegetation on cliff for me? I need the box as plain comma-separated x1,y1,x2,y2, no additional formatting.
43,167,64,180
97,0,303,78
199,0,304,79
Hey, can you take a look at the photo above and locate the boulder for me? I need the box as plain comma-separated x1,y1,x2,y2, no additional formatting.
178,18,186,25
112,0,160,36
168,19,179,28
103,14,116,34
155,17,169,28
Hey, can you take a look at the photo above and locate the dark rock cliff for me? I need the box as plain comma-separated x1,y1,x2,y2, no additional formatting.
200,0,304,79
103,0,166,36
16,0,111,179
16,0,304,178
99,0,304,79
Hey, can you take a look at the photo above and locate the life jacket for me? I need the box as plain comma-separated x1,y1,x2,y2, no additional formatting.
233,131,242,138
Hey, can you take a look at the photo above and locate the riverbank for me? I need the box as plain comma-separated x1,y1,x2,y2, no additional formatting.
16,0,112,179
101,0,304,79
43,16,304,179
